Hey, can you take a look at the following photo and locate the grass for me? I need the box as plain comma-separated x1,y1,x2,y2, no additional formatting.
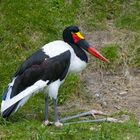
97,44,121,72
0,0,140,139
115,1,140,31
78,0,140,31
0,112,140,140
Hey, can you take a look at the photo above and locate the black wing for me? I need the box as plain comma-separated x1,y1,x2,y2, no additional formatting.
14,49,49,77
2,51,71,117
1,50,71,118
10,50,71,98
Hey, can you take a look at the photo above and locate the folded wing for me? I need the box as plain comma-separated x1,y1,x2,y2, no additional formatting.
1,50,71,118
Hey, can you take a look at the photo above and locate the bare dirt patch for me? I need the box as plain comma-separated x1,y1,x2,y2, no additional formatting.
81,68,140,120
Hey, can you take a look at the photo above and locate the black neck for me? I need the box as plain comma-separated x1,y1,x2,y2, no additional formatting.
69,43,88,63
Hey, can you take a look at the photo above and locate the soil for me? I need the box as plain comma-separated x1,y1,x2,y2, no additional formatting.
81,68,140,121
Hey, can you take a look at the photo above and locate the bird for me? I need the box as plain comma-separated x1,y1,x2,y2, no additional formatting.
1,26,109,127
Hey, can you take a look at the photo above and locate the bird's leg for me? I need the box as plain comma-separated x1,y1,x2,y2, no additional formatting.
52,98,63,127
60,110,107,122
43,94,51,125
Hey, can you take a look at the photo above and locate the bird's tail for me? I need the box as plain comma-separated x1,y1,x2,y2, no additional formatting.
1,77,18,118
1,77,32,118
1,78,48,118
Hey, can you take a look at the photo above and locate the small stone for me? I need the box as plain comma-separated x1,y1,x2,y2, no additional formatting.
119,91,127,96
110,88,117,92
103,101,107,106
101,101,107,108
95,93,100,98
114,105,121,110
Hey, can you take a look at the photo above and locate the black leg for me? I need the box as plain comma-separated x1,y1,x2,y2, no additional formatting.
43,94,50,125
60,110,107,122
52,98,59,122
45,94,49,121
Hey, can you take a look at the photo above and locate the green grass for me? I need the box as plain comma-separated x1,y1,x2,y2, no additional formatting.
58,74,81,105
115,1,140,31
0,0,80,98
0,0,140,139
0,113,140,140
78,0,140,31
97,44,121,72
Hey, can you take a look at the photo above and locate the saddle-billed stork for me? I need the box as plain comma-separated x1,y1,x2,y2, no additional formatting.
1,26,109,127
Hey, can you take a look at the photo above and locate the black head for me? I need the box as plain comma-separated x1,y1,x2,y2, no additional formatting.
63,26,81,43
62,25,109,63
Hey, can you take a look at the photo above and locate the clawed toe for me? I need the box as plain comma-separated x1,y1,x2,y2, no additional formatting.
55,121,63,127
90,110,107,118
43,120,63,127
43,120,53,126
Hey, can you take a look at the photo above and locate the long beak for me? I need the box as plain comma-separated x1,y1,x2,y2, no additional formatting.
77,39,109,63
87,47,109,63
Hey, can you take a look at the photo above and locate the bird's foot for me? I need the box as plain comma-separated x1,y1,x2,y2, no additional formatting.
90,110,107,118
55,121,63,127
43,120,53,126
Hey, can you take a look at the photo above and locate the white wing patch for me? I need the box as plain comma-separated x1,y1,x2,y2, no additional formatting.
42,40,71,57
1,80,48,113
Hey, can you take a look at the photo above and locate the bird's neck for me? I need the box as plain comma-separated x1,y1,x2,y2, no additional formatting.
69,43,88,63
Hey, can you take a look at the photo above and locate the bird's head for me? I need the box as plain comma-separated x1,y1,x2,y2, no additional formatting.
63,26,109,63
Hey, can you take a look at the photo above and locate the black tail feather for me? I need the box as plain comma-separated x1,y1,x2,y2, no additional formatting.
2,87,9,101
2,102,19,118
